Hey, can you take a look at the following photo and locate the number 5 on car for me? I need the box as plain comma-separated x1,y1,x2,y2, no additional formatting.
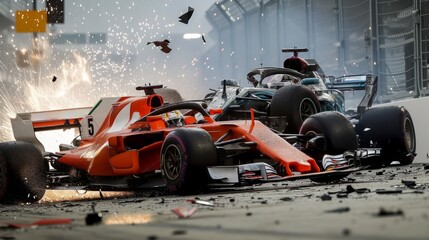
81,115,97,140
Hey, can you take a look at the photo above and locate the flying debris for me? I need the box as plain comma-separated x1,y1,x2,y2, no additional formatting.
86,204,103,225
186,199,215,207
147,39,172,54
178,6,194,24
325,207,351,213
4,218,72,228
171,207,197,218
374,207,404,217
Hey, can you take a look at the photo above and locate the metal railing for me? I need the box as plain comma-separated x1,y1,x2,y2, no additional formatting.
421,0,429,95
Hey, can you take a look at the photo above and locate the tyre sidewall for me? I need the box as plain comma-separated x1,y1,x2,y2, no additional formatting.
357,106,416,164
161,129,217,194
161,133,191,193
270,85,320,133
300,111,358,155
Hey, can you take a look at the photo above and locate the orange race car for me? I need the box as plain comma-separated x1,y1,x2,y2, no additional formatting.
0,85,363,204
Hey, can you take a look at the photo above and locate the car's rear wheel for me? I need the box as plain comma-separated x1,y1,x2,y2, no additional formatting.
0,141,47,204
161,128,217,195
356,106,416,166
270,84,320,133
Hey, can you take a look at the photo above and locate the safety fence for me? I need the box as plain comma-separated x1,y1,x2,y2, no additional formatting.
205,0,428,102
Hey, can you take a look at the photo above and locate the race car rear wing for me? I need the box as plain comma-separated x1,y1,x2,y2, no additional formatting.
327,74,378,114
326,74,370,90
10,107,92,152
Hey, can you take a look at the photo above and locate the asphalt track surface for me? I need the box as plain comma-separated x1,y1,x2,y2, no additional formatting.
1,163,428,240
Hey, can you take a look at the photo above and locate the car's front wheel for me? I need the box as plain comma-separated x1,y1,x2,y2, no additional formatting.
299,111,358,182
300,111,358,155
161,128,217,195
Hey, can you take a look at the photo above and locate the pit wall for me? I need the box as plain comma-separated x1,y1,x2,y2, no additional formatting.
377,97,429,163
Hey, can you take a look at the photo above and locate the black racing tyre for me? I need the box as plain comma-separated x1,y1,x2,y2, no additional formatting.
270,84,320,133
356,106,416,165
300,111,358,155
161,128,217,195
0,141,47,204
0,155,8,202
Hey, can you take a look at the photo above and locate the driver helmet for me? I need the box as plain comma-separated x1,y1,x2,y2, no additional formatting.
162,110,185,127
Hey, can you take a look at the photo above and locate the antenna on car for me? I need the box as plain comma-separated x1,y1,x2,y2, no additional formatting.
136,84,163,95
222,79,227,99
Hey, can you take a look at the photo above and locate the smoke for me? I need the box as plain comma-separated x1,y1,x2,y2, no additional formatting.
0,1,216,142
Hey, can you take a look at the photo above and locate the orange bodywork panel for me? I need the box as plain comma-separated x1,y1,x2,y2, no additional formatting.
57,95,166,176
148,118,167,131
136,141,163,173
110,150,139,174
200,121,320,175
108,140,162,175
109,140,163,175
184,116,197,125
59,134,165,176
